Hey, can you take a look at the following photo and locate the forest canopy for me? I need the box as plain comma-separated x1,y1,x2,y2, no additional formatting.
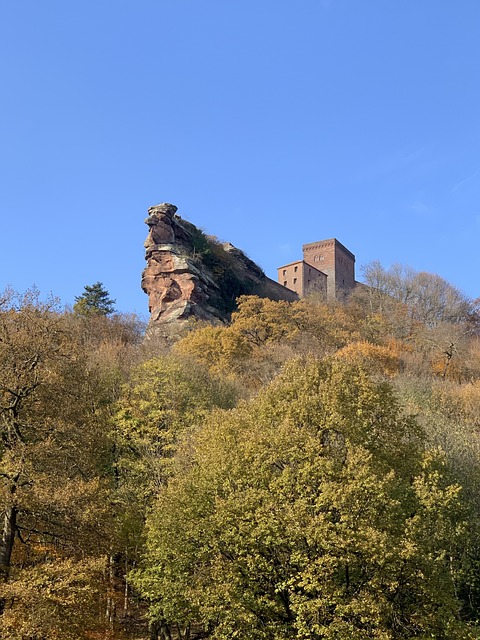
0,270,479,639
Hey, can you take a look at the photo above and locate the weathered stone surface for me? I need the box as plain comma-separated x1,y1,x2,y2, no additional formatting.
142,203,298,337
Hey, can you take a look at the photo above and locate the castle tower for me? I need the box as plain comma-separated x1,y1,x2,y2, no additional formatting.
302,239,355,300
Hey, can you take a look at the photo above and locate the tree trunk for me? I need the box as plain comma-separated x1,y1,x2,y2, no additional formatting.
105,554,116,627
0,506,17,580
149,619,172,640
149,620,160,640
0,506,17,615
123,552,129,616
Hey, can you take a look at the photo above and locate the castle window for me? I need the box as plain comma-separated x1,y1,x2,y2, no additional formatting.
283,270,286,276
294,266,298,272
293,278,297,284
283,281,287,287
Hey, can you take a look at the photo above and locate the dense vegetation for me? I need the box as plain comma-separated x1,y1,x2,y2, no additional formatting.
188,225,262,315
1,268,480,639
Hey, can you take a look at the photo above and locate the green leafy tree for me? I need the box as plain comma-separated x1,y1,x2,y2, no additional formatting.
132,358,475,639
110,354,240,634
73,281,116,316
114,355,239,498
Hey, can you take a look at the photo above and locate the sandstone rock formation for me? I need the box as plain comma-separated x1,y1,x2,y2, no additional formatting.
142,203,298,336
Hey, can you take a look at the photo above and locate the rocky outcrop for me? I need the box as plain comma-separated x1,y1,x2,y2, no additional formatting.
141,203,298,336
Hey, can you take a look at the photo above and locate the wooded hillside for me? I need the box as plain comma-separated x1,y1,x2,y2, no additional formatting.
1,271,480,639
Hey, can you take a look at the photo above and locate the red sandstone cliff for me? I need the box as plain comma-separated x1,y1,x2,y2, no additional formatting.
141,203,298,335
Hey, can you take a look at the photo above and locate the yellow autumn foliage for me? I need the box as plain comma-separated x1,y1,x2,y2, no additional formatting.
333,340,401,377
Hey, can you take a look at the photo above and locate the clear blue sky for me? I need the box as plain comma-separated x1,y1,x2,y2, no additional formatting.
1,1,479,316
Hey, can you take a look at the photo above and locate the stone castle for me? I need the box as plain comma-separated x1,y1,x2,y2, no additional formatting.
277,238,356,300
142,203,356,333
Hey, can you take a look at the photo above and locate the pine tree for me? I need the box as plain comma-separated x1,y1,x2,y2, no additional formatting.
73,282,116,316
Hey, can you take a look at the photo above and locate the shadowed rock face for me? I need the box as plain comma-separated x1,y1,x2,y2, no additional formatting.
141,203,298,337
